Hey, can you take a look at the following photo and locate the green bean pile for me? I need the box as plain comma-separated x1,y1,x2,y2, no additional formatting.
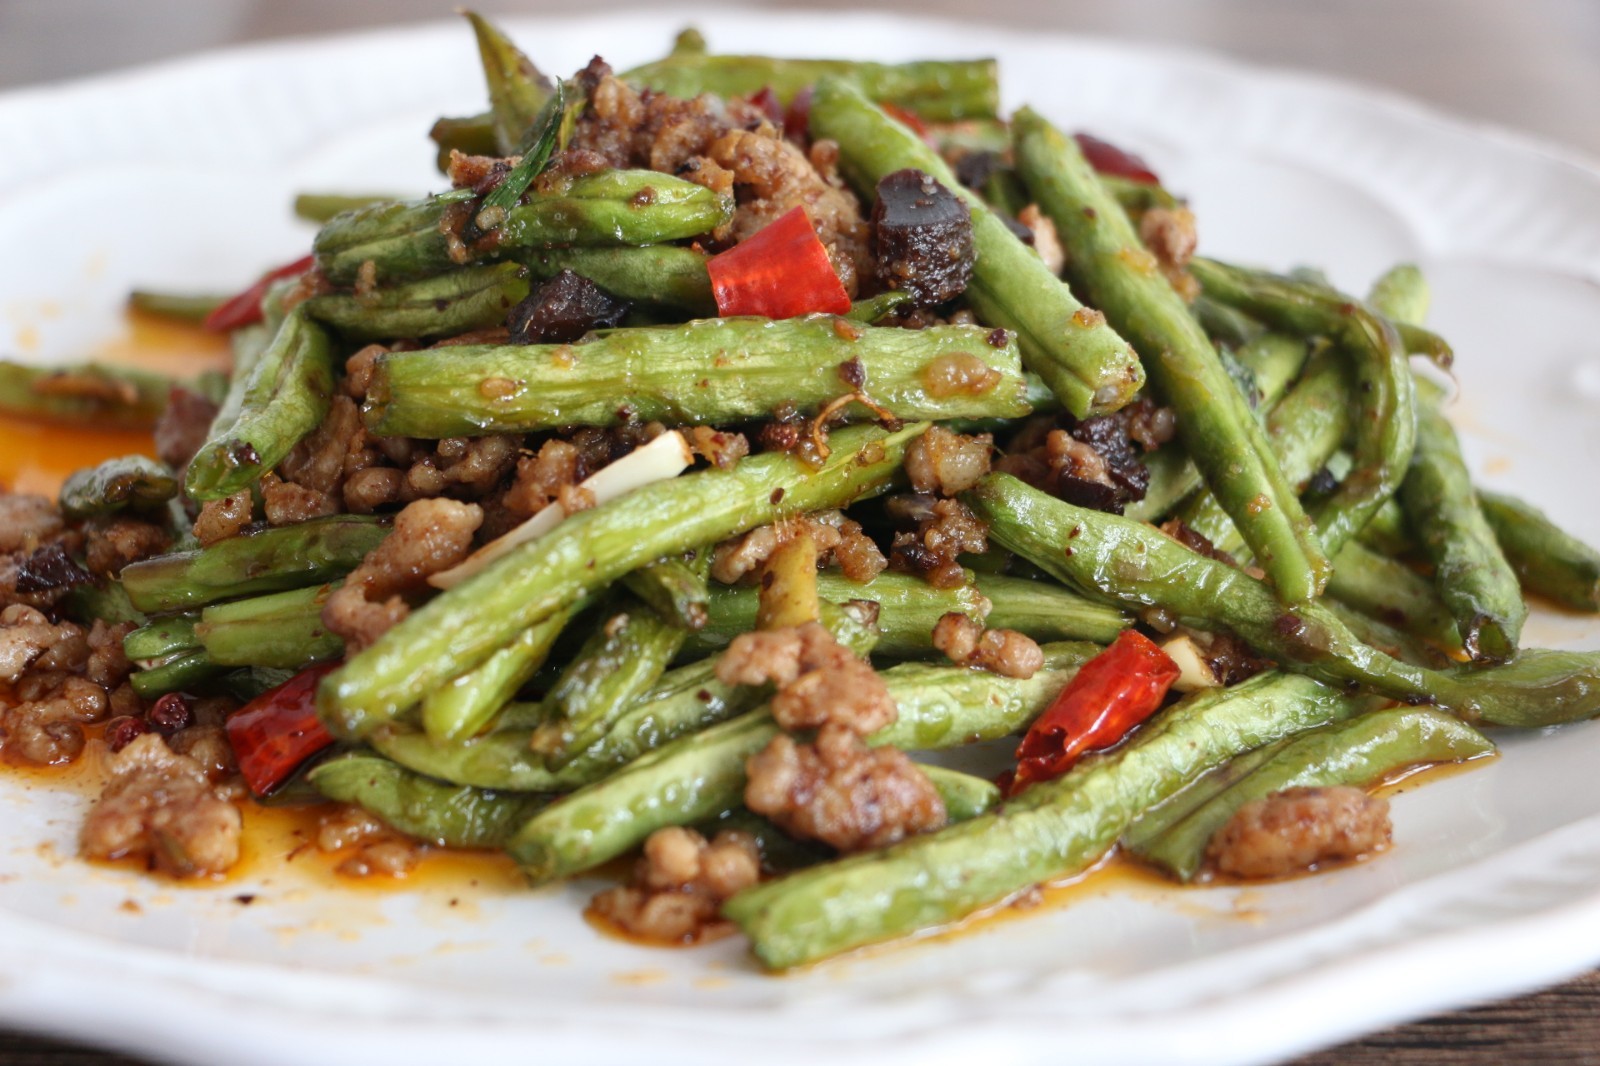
11,13,1600,970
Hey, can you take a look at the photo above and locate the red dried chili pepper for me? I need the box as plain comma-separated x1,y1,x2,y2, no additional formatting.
1073,132,1160,185
707,206,851,319
202,253,315,333
1008,630,1180,794
225,662,339,795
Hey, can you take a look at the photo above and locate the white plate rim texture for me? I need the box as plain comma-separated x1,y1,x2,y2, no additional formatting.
2,10,1600,1066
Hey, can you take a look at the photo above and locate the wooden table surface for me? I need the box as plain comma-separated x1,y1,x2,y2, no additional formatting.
0,1,1597,1062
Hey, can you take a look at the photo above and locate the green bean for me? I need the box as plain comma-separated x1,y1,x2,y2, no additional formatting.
1324,599,1449,669
844,291,916,324
507,643,1101,883
919,764,1002,822
724,670,1368,969
184,306,336,501
308,752,549,849
59,455,177,519
1015,114,1329,602
61,580,146,628
363,317,1030,437
1120,299,1310,523
622,554,710,631
668,27,707,57
1479,491,1600,612
374,602,881,792
127,290,225,324
464,10,551,156
1325,541,1461,649
809,79,1145,420
967,473,1600,726
319,423,923,739
292,193,395,224
0,361,172,430
532,602,687,765
693,570,1126,658
1189,258,1417,559
519,245,715,315
1174,347,1352,551
303,263,530,343
121,515,387,613
123,615,200,662
428,112,500,172
312,172,733,286
1399,383,1526,661
1130,707,1494,881
621,55,1001,122
421,606,575,744
1357,499,1414,557
1366,263,1430,330
194,583,343,668
129,648,223,698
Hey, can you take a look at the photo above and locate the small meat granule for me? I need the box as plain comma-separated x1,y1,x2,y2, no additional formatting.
343,344,387,399
709,511,881,586
321,498,483,652
1207,786,1391,880
193,490,254,546
745,724,946,852
888,497,989,589
904,425,992,497
931,611,1044,679
260,474,339,526
317,804,425,879
0,493,65,554
589,826,761,944
715,622,898,736
1017,204,1064,275
83,516,171,578
688,426,751,470
80,733,242,878
921,352,1002,398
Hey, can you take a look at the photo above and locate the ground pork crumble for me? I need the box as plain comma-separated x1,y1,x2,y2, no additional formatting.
931,611,1044,679
80,733,241,878
589,826,761,943
1206,785,1391,880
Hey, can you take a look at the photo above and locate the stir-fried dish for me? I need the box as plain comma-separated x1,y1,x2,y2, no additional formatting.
4,15,1600,968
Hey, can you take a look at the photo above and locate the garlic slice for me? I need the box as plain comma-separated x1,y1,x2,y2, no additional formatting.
428,429,695,589
1161,634,1221,693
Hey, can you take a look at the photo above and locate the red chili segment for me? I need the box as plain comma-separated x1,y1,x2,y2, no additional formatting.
202,253,315,332
707,206,852,319
225,662,339,795
1073,132,1160,185
1009,630,1180,794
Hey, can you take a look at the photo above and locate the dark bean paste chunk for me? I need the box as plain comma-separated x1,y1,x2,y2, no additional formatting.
872,168,974,306
507,269,630,345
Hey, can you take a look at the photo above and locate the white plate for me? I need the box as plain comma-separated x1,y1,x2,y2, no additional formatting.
4,11,1600,1066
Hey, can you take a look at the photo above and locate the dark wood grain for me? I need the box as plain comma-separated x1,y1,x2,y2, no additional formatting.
2,969,1598,1064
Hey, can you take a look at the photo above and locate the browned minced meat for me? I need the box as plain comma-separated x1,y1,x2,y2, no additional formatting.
193,490,254,546
1138,205,1199,300
931,611,1044,679
687,426,750,470
80,733,241,877
711,510,885,586
745,723,946,852
82,517,170,579
904,425,992,497
316,805,425,878
321,498,483,652
0,492,86,611
152,386,220,470
716,621,898,736
0,492,65,554
887,496,988,589
996,398,1171,514
1017,204,1065,276
590,826,761,944
1,606,138,765
1207,786,1391,880
569,71,870,294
